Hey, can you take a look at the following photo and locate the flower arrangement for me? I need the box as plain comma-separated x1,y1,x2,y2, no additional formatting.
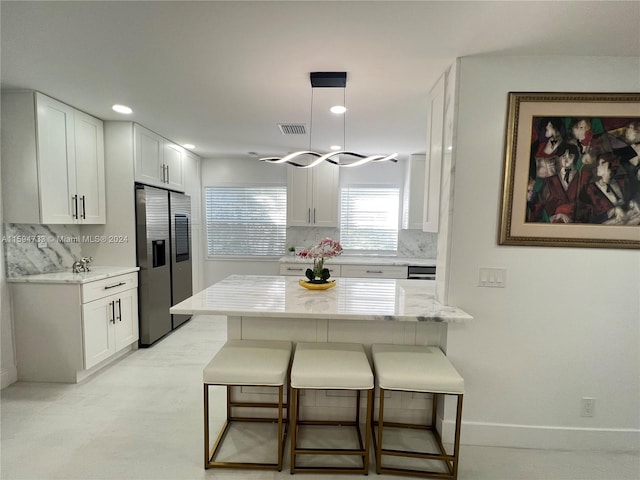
298,237,343,283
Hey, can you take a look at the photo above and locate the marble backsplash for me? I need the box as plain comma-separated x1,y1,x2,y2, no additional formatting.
287,227,437,258
4,223,437,277
3,224,82,277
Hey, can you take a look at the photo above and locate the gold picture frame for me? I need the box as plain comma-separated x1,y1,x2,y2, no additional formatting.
499,92,640,249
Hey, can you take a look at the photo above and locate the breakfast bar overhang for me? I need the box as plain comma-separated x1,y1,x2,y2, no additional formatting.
171,274,472,429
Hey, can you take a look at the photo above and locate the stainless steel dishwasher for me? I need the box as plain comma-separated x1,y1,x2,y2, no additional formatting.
407,265,436,280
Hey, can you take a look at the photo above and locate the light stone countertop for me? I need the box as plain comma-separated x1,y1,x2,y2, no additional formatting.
279,255,436,266
171,274,471,323
7,266,139,284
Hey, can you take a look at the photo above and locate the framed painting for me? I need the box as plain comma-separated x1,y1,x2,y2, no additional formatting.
499,92,640,249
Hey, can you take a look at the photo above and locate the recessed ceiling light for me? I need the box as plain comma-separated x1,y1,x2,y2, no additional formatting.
112,104,133,114
330,145,341,151
183,144,195,150
330,105,346,114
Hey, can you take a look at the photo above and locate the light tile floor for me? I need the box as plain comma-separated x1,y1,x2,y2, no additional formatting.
2,315,639,480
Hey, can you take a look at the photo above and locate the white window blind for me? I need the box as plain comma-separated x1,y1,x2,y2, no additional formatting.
340,186,399,252
205,186,286,256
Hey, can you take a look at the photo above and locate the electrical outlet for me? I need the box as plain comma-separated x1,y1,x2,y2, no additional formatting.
581,397,595,417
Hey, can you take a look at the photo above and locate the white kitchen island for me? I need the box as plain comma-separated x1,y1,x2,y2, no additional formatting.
171,274,472,424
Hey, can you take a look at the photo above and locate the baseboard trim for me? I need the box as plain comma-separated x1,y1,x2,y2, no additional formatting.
1,365,18,389
443,420,640,452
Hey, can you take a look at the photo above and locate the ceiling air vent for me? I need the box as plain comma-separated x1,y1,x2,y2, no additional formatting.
278,123,306,135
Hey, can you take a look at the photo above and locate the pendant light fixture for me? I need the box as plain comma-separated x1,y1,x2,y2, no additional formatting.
260,72,398,168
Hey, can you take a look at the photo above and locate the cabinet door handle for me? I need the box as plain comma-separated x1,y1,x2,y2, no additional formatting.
104,281,126,290
72,195,78,219
313,208,316,224
117,299,122,322
166,164,170,183
286,267,303,272
366,270,383,274
308,208,311,223
110,301,115,324
81,195,86,219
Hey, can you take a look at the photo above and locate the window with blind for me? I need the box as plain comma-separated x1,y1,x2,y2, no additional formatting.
340,186,399,252
205,186,287,256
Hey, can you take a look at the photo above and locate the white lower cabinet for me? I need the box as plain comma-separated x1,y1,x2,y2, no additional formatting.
11,271,139,383
339,265,408,279
83,287,138,369
280,262,341,278
280,262,407,279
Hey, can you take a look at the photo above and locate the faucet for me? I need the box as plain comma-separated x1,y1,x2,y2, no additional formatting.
72,256,93,273
72,260,84,274
80,256,93,272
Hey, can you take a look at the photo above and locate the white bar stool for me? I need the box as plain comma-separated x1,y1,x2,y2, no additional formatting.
203,339,292,470
371,344,464,479
290,342,374,474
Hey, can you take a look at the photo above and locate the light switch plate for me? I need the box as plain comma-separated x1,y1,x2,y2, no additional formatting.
478,267,506,288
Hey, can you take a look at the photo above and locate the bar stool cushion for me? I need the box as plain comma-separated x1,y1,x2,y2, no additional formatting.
203,339,292,386
372,344,464,394
291,342,373,390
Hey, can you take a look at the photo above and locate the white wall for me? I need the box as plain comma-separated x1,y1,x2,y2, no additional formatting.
446,56,640,450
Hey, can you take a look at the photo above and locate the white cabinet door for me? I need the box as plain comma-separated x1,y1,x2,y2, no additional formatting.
311,161,339,227
74,110,106,223
183,150,201,223
423,74,445,233
164,141,185,191
402,154,426,230
114,288,138,349
83,288,138,370
82,295,117,369
134,124,164,187
287,163,339,227
341,265,407,279
280,262,341,277
287,166,312,226
36,93,77,224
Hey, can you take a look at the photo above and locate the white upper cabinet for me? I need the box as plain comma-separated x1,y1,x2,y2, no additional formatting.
1,91,105,224
402,154,426,230
74,110,106,223
423,73,445,233
287,161,339,227
164,141,185,191
182,149,201,224
134,124,163,186
133,124,185,192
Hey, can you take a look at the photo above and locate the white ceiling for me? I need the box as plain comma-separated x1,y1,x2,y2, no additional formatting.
2,1,639,161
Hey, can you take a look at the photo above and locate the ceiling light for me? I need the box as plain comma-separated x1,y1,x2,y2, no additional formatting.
183,144,195,150
260,72,397,168
112,104,132,114
330,145,341,151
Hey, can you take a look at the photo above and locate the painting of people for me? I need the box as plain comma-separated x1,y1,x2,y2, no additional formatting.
499,92,640,249
527,116,640,226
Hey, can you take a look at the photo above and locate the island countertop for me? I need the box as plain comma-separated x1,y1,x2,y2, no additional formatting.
170,274,472,322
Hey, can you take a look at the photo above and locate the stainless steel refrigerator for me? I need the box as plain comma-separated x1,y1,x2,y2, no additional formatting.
135,184,193,346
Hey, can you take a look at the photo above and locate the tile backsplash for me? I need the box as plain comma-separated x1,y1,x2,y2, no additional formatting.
287,227,437,258
4,224,437,277
3,224,82,277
